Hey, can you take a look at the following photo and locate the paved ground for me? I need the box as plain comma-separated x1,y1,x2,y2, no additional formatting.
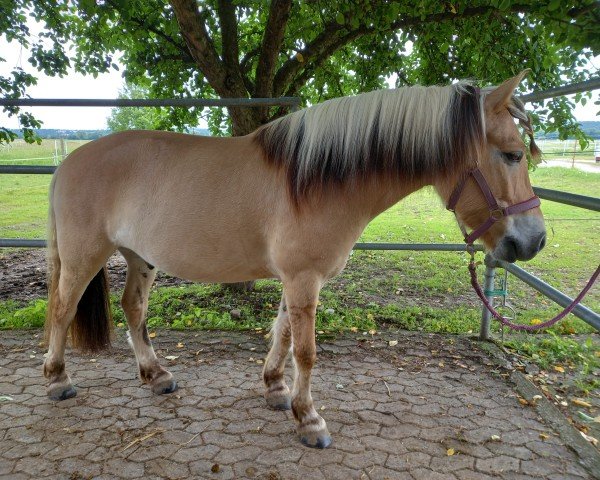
0,330,596,480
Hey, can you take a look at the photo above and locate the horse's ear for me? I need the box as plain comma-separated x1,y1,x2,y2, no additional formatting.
485,69,530,113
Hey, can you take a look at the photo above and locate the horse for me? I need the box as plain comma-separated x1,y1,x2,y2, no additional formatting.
43,70,546,448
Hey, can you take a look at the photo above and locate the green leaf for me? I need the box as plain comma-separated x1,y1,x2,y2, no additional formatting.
548,0,561,11
336,13,345,25
78,0,96,14
499,0,511,11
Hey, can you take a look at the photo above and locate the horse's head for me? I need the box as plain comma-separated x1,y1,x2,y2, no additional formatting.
444,71,546,263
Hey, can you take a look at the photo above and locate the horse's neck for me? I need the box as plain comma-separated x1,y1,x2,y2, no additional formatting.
360,175,431,220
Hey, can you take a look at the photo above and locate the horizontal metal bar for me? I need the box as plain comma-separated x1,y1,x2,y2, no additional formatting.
0,239,46,248
3,81,597,108
533,187,600,212
519,78,600,103
0,239,487,252
0,165,56,174
353,243,484,251
497,260,600,330
0,97,301,108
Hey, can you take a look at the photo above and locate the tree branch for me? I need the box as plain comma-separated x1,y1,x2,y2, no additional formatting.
240,46,261,74
272,20,346,97
273,3,542,97
216,0,240,72
254,0,292,97
170,0,232,96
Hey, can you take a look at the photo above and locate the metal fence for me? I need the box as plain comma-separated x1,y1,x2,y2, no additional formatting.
1,81,599,337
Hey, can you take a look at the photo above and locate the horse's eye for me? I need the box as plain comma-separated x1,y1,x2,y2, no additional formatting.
502,151,524,163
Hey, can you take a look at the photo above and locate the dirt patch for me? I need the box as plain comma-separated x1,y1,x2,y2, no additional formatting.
0,249,193,303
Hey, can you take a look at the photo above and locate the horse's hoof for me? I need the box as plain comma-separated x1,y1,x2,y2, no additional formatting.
300,433,333,449
48,385,77,401
161,380,178,395
266,393,291,411
152,378,178,395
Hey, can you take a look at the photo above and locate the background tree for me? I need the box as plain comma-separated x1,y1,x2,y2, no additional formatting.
106,83,171,131
1,0,599,144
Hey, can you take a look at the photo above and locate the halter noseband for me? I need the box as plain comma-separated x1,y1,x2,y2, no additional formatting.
446,168,541,245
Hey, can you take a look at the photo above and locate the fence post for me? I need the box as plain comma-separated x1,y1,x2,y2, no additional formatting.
479,254,498,340
60,139,68,160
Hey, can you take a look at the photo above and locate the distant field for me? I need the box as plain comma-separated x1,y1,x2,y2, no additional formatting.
0,139,89,165
536,138,598,162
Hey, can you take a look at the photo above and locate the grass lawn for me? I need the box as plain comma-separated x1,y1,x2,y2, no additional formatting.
0,143,598,392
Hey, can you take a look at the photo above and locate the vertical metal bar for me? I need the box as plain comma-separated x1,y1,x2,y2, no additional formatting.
479,254,497,340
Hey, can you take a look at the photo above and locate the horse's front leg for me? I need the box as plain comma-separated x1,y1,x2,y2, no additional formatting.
285,278,332,448
263,293,292,410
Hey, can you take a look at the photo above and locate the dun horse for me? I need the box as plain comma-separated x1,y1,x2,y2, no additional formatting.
44,71,545,448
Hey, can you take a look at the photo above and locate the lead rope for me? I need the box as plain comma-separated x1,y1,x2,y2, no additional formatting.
467,248,600,331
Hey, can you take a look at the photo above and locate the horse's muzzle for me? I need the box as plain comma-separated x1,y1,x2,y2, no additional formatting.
494,230,546,262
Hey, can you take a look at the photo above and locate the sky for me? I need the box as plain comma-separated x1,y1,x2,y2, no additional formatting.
0,35,598,130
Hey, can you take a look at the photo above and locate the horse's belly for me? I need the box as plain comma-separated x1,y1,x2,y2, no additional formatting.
159,257,275,283
120,231,274,284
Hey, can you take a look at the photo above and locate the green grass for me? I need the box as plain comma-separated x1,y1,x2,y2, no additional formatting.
503,332,600,395
0,140,89,239
0,145,598,389
0,174,52,239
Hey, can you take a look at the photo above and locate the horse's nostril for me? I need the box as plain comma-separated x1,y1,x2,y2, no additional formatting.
537,232,546,252
504,237,518,262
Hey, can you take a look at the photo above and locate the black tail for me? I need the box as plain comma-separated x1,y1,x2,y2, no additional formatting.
70,267,113,352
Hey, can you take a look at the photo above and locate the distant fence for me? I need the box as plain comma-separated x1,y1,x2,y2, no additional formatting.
0,138,70,164
0,81,599,336
535,138,599,162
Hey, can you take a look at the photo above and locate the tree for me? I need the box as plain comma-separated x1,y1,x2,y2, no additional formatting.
106,83,172,131
1,0,599,144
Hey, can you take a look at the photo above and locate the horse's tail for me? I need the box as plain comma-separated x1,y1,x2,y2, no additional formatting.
71,266,113,352
45,173,112,352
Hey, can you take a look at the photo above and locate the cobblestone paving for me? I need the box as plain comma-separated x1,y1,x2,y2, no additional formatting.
0,330,594,479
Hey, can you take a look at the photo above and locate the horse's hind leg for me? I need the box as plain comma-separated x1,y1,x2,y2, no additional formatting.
45,261,110,400
263,293,292,410
45,269,88,400
120,249,177,394
285,275,332,448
